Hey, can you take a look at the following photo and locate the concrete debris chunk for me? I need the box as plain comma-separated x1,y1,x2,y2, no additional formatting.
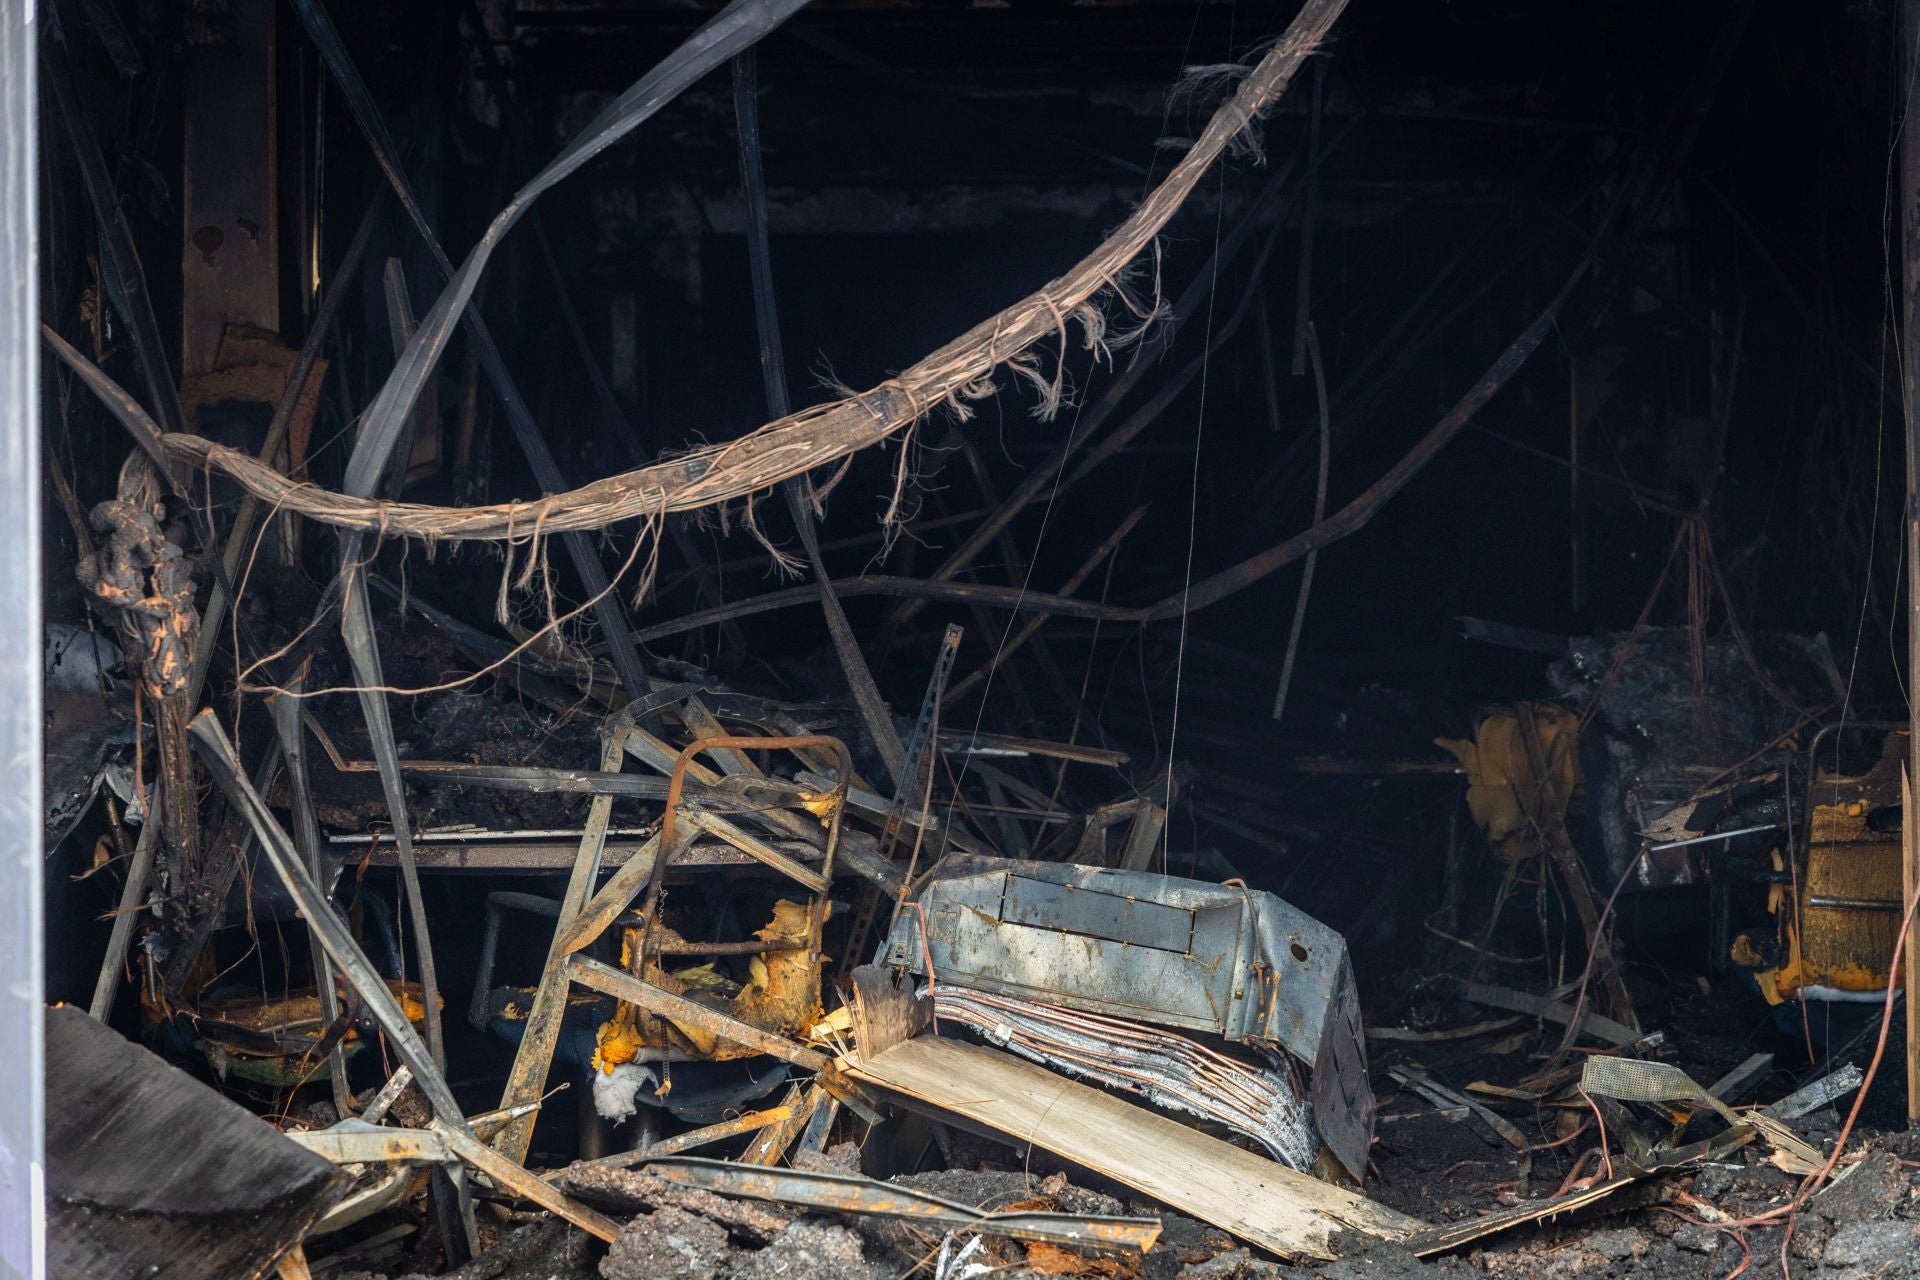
600,1206,733,1280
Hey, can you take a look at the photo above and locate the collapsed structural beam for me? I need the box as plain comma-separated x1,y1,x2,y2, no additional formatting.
155,0,1354,538
734,45,909,788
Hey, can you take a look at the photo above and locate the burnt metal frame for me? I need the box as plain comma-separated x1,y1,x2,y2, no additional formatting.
188,711,483,1254
191,710,626,1249
491,721,853,1165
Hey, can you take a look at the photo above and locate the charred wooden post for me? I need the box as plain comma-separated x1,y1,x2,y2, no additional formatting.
180,1,280,379
75,456,201,928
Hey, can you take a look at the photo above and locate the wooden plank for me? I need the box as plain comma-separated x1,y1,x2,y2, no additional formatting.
1460,981,1640,1047
847,1038,1420,1260
742,1083,816,1165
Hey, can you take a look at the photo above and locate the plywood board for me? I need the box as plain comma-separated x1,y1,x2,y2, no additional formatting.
847,1037,1421,1259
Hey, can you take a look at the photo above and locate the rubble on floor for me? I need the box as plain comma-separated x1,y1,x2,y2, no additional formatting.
290,1113,1920,1279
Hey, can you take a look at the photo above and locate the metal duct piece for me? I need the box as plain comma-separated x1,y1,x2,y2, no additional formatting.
932,986,1320,1170
880,856,1373,1178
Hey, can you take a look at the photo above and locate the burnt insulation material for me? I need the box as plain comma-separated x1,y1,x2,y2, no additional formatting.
1548,626,1839,884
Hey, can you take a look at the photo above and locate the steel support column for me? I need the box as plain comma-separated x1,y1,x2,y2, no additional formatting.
0,0,44,1273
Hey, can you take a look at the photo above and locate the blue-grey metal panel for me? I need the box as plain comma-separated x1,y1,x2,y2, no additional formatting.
998,873,1197,952
887,857,1350,1054
0,2,44,1275
920,892,1242,1031
1245,887,1350,1058
1309,953,1374,1180
883,857,1375,1179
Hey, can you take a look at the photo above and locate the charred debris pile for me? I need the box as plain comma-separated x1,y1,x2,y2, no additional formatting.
32,0,1920,1276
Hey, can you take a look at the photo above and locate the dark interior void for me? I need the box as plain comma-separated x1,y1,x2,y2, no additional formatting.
38,0,1920,1173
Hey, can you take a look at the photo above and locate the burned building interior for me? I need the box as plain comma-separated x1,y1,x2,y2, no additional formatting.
26,0,1920,1275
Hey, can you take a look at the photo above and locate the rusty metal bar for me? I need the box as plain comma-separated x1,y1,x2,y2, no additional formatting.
660,734,851,855
651,937,808,956
304,714,815,811
640,1156,1163,1252
432,1119,620,1243
641,734,850,978
681,809,829,893
493,726,632,1163
552,828,668,958
575,1106,796,1173
188,712,463,1126
89,818,155,1020
272,677,351,1118
289,1126,453,1167
623,723,907,892
503,724,850,1166
187,710,482,1256
797,1089,840,1154
741,1083,813,1166
567,956,830,1073
341,831,819,875
734,47,908,789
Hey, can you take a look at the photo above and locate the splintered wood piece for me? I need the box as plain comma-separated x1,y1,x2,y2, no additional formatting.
743,1084,816,1166
849,963,931,1059
847,1037,1421,1260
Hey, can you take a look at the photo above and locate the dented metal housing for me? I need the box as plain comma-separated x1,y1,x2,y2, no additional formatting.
880,856,1374,1178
